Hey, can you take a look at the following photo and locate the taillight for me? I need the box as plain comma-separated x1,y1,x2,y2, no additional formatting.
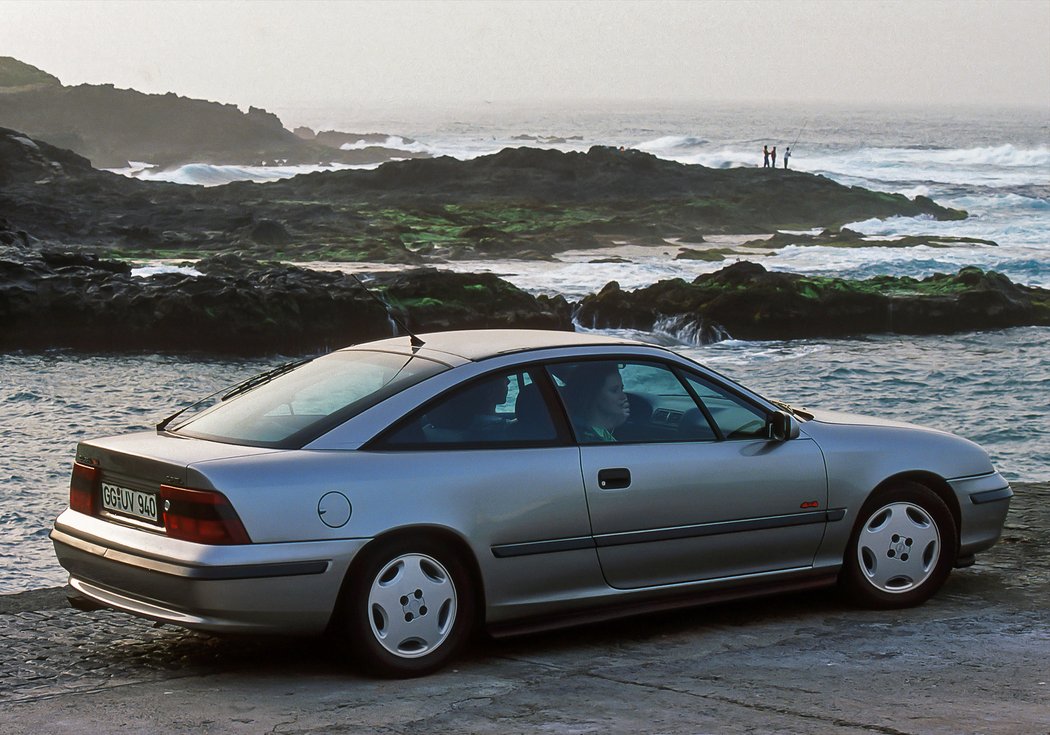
159,485,251,545
70,462,99,514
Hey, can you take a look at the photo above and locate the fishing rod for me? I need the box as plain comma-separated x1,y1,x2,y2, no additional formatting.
790,120,807,150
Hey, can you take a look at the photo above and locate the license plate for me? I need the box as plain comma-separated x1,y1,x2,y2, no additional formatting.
101,482,160,523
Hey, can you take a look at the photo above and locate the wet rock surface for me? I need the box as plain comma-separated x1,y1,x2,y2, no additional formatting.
2,243,1046,353
0,249,572,354
0,483,1046,733
576,261,1050,341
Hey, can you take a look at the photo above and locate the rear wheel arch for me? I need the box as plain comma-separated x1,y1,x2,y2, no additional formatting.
331,525,487,631
329,525,485,676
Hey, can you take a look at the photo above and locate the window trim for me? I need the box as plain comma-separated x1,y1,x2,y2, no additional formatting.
675,367,774,442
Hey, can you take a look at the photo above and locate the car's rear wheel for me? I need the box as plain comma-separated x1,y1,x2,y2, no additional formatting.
338,537,474,677
841,482,957,609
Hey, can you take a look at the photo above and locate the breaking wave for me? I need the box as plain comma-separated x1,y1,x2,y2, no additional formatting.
119,161,380,186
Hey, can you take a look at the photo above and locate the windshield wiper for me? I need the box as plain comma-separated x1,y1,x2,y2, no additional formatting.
156,358,312,433
220,358,311,401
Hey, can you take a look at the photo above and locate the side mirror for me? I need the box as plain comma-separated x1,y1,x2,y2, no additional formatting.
768,410,800,441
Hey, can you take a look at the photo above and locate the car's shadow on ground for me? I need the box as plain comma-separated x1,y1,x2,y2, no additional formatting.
81,586,852,679
69,565,1018,684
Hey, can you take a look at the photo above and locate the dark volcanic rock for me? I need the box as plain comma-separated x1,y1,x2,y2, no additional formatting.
0,250,571,354
740,228,998,249
0,126,98,184
372,268,572,332
575,262,1050,342
291,146,963,220
250,219,292,246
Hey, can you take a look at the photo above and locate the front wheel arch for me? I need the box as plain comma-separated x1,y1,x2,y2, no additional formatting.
870,471,961,553
840,480,958,609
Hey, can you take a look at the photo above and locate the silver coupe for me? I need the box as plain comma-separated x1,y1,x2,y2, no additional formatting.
52,330,1012,676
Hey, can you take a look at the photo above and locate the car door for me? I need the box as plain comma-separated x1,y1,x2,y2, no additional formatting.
373,367,600,601
551,359,828,590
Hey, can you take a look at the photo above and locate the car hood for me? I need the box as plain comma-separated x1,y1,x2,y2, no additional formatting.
803,408,939,433
799,409,995,481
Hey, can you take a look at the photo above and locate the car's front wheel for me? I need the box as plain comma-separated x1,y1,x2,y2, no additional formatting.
338,537,475,677
841,482,957,609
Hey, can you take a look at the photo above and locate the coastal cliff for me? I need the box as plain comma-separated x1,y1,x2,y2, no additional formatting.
0,57,426,169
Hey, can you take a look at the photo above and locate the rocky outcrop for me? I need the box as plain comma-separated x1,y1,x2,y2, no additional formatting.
575,262,1050,342
282,146,964,222
0,126,98,184
0,128,970,264
375,267,572,332
0,249,572,354
2,240,1044,355
740,228,998,250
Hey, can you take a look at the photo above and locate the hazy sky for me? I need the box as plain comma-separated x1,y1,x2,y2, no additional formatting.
2,0,1048,114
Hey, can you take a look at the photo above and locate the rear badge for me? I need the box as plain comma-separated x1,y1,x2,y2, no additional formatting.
318,492,352,528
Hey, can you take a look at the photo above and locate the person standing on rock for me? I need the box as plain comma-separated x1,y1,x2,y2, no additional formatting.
771,146,777,168
763,145,770,167
784,146,791,169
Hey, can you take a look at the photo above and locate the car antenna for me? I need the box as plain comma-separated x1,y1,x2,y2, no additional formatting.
348,272,425,350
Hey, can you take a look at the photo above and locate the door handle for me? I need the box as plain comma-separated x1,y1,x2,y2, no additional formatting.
597,468,631,490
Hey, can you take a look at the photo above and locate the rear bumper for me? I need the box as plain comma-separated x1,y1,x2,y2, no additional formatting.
51,513,368,634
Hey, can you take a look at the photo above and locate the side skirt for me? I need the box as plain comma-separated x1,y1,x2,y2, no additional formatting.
485,568,839,639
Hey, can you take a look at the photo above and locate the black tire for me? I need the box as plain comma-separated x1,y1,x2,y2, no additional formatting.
336,536,475,678
840,481,957,609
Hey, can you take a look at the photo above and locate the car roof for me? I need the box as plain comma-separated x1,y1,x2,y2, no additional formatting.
342,329,645,362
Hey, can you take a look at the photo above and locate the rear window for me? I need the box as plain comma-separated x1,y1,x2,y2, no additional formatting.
172,350,447,448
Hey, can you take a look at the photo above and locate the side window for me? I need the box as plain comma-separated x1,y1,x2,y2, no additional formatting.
379,369,558,448
548,360,717,444
683,374,769,440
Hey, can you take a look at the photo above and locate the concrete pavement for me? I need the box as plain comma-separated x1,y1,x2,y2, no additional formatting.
2,483,1047,734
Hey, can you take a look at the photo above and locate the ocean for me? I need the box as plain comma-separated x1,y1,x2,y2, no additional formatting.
6,102,1048,593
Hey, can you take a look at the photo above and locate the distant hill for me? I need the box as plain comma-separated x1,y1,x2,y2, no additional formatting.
0,57,427,169
0,57,61,90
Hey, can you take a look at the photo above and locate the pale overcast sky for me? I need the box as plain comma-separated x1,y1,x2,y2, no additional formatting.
2,0,1048,113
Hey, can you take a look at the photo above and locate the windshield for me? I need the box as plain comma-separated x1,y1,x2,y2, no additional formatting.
172,350,448,448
